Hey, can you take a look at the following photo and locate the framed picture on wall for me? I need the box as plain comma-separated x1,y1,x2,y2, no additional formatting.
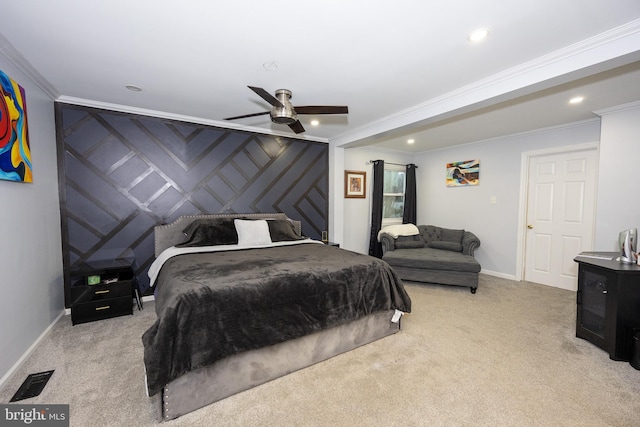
344,170,366,198
0,68,32,182
446,160,479,187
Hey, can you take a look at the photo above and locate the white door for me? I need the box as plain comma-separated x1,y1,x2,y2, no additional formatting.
524,148,597,291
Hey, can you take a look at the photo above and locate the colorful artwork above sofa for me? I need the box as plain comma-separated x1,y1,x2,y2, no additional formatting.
446,159,479,187
0,69,32,183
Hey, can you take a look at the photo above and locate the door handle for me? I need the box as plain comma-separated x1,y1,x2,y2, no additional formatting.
527,225,533,229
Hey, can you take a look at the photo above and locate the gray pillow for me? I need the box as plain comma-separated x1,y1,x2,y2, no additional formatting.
177,219,238,247
267,219,304,242
428,241,463,252
440,228,465,244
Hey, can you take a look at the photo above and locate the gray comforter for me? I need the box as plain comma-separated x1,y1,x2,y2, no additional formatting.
142,242,411,396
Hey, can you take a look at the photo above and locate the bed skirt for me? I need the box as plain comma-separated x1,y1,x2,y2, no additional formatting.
151,309,401,421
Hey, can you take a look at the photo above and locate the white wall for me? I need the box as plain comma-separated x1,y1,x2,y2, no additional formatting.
332,119,600,278
338,111,640,280
341,147,413,254
0,59,63,384
338,121,603,273
594,101,640,249
385,120,601,278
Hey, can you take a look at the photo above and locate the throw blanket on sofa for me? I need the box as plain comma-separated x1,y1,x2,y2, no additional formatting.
142,242,412,396
377,223,420,241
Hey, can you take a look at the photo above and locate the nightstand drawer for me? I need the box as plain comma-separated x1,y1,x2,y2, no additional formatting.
70,280,132,304
71,296,133,325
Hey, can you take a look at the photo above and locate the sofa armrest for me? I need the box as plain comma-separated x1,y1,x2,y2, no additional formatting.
462,231,481,256
380,233,396,254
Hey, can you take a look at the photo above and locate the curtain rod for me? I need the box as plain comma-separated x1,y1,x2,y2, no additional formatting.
368,160,418,168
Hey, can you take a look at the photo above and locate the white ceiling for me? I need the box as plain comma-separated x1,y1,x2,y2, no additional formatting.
1,1,640,152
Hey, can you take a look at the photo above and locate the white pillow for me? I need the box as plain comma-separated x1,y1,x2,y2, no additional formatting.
234,219,272,246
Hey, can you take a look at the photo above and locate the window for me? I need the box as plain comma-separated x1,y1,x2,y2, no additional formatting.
382,166,406,225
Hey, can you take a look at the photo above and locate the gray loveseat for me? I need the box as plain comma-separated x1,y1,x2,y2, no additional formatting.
380,225,481,293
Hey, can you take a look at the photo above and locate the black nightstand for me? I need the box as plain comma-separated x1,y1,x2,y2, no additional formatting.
70,258,139,325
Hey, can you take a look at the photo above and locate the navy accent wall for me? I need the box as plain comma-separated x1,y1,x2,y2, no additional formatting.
55,103,328,305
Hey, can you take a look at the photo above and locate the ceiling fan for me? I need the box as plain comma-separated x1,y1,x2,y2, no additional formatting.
223,86,348,134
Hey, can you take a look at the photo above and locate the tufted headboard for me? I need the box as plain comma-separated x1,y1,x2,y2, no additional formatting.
154,213,302,257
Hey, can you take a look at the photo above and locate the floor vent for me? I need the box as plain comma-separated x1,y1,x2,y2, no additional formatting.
10,370,54,402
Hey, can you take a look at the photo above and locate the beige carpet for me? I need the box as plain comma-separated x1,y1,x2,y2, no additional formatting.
1,275,639,426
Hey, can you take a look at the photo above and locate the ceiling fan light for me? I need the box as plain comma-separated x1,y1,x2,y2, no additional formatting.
227,86,349,134
270,89,297,124
270,105,297,124
271,111,297,124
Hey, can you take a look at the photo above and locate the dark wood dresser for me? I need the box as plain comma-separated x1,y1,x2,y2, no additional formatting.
574,252,640,361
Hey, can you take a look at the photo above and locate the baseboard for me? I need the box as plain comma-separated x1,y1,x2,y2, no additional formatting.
0,310,65,390
3,295,156,388
481,269,517,281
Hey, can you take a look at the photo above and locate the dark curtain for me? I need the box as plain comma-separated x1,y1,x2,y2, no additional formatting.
368,160,385,258
402,163,417,224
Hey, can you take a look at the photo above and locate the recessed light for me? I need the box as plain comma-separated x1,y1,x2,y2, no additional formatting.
569,96,584,104
407,139,415,144
310,120,319,126
468,28,489,43
125,84,142,92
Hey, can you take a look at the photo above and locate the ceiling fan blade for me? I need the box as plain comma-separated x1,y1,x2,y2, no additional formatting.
294,106,349,115
248,86,284,108
223,111,270,120
288,120,305,134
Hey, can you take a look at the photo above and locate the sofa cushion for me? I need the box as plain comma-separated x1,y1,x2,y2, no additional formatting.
428,240,462,252
394,235,424,249
418,225,466,245
383,247,481,273
396,240,425,249
419,225,440,244
441,228,465,244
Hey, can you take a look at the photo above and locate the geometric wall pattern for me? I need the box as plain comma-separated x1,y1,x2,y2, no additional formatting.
55,103,328,305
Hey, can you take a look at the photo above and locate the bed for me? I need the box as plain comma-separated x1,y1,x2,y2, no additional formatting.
142,213,412,421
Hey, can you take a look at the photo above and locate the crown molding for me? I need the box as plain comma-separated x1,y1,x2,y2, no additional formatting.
0,31,327,143
56,96,329,143
331,19,640,147
0,32,59,99
594,99,640,116
421,118,601,154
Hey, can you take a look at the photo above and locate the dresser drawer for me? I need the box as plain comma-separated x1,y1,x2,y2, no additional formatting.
71,296,133,325
70,280,131,304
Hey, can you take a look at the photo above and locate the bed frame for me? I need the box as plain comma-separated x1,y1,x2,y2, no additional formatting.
149,213,402,421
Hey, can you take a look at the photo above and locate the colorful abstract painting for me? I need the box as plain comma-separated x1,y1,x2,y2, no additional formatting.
446,159,479,187
0,69,31,182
